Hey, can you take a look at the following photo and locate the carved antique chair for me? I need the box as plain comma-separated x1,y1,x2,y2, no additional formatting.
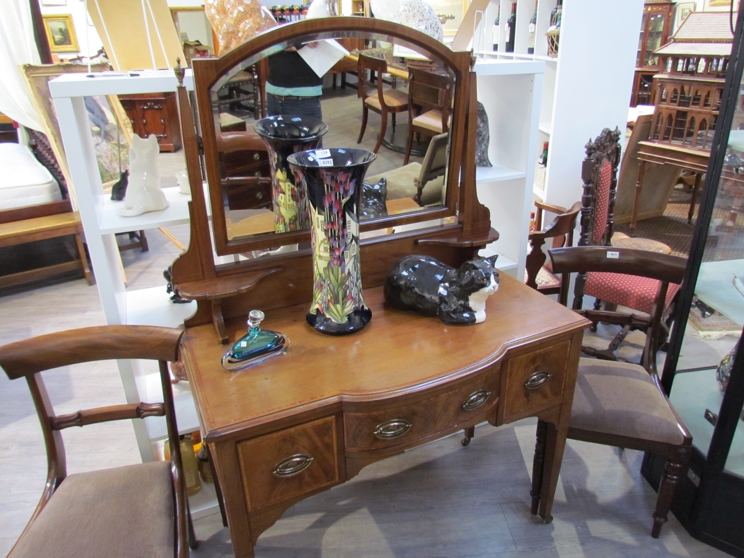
575,127,681,360
403,67,452,165
356,52,409,154
0,325,197,558
525,200,581,295
530,245,691,538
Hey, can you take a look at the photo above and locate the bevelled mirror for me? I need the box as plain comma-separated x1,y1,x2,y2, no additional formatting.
190,17,471,257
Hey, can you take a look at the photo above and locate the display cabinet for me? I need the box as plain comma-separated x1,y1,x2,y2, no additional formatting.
631,0,674,107
641,6,744,555
119,92,183,152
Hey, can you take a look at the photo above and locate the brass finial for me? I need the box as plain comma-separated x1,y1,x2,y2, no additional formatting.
174,57,185,87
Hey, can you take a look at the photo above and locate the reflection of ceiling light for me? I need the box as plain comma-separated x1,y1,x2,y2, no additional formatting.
728,130,744,152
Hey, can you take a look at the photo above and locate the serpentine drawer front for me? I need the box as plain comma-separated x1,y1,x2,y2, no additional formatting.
344,370,500,452
237,416,341,511
501,340,571,422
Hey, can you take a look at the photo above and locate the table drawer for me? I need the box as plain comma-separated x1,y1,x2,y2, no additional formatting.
344,371,499,452
238,416,341,511
501,340,571,422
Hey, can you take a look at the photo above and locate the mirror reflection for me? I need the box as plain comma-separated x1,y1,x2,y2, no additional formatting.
208,34,455,241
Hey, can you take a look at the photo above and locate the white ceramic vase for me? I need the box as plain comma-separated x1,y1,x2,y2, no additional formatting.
120,134,169,217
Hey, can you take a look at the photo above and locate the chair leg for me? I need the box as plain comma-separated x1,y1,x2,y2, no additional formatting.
404,126,414,165
357,105,369,144
530,419,548,515
373,110,388,154
651,446,690,538
186,499,199,549
391,112,397,133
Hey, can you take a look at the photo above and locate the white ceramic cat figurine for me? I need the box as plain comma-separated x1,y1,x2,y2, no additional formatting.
120,134,169,217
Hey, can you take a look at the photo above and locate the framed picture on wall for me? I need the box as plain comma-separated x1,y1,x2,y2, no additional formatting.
703,0,739,10
675,2,695,29
42,14,79,53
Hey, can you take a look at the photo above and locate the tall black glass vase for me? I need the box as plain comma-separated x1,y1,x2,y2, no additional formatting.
254,115,328,233
287,148,376,335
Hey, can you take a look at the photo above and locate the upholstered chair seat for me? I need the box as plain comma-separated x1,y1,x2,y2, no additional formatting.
364,88,408,111
572,358,687,445
9,462,175,558
411,109,451,133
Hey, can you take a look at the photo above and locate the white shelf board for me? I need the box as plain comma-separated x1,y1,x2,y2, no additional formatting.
99,187,192,234
189,481,221,520
478,247,517,272
49,69,194,98
476,164,525,184
126,286,196,327
538,122,552,135
473,58,545,77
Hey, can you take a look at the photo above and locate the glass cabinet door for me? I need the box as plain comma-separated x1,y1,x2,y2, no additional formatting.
643,12,666,67
665,69,744,476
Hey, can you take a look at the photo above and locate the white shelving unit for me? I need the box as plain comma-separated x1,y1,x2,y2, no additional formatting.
475,58,544,278
49,70,202,445
479,0,645,211
50,69,219,519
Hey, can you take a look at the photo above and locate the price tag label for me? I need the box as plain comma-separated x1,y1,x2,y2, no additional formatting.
316,149,331,158
319,158,334,167
607,251,620,259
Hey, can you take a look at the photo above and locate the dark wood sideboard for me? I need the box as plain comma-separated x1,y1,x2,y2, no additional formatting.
119,92,182,152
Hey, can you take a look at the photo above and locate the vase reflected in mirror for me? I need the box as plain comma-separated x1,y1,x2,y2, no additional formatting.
254,115,328,233
288,148,376,335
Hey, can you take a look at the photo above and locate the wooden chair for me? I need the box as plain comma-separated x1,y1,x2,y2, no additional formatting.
364,132,449,206
356,53,409,154
530,245,691,538
0,325,197,558
525,200,581,295
575,127,681,360
403,67,452,165
329,37,365,90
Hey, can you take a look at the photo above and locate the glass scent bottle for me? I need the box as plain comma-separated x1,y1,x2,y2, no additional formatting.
221,310,289,371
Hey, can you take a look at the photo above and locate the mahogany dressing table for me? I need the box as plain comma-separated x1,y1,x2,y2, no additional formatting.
169,18,589,557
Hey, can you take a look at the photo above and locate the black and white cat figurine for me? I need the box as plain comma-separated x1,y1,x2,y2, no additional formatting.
384,255,499,325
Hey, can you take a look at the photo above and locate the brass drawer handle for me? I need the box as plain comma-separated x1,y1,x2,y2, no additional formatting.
462,389,491,411
272,454,314,478
524,371,552,390
373,419,412,440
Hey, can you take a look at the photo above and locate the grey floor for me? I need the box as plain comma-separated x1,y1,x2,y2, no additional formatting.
0,112,732,556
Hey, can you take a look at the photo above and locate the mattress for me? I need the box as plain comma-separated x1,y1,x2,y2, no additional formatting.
0,143,62,210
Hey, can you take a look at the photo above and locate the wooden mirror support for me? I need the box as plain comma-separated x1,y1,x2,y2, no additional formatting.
170,19,497,343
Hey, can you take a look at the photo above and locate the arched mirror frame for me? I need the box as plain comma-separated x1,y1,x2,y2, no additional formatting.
191,17,472,257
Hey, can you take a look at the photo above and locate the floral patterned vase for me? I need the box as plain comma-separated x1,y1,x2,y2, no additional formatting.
254,115,328,233
287,148,376,335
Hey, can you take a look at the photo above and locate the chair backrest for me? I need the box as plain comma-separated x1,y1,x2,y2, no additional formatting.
357,53,389,106
549,246,687,370
0,325,186,528
407,67,453,133
525,201,581,291
577,127,622,248
414,132,449,204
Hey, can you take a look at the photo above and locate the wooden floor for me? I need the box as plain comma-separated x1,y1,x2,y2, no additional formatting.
0,108,731,556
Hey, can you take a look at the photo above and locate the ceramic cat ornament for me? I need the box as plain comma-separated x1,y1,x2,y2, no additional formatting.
384,255,499,325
